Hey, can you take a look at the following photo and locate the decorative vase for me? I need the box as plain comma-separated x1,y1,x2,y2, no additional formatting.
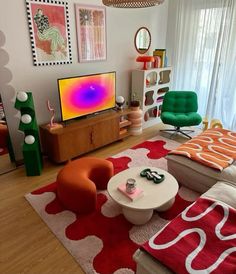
128,104,143,136
46,100,63,131
126,178,137,194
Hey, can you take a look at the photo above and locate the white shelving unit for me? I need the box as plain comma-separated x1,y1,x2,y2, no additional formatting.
131,67,172,129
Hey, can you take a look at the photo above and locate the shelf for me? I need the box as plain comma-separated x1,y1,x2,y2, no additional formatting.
158,70,171,85
131,67,172,129
146,83,157,88
119,120,132,128
116,108,133,116
157,87,169,94
119,128,130,140
144,90,154,106
146,71,158,88
118,131,130,140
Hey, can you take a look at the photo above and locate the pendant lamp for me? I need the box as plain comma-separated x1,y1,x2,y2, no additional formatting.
102,0,164,8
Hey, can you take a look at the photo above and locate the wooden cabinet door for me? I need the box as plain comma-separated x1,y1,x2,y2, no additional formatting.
56,126,92,162
92,117,119,149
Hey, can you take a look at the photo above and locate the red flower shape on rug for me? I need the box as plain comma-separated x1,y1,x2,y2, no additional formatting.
133,140,170,159
32,182,64,214
107,156,131,174
66,193,138,274
32,184,138,273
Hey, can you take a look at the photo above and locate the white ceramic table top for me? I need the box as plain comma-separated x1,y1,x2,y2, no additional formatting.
107,166,179,210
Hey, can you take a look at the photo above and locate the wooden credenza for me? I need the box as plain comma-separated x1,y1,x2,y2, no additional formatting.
40,109,132,163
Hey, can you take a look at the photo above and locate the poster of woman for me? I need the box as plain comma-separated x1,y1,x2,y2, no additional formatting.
26,0,72,66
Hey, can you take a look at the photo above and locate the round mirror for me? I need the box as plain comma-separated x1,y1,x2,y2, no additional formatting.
134,27,151,54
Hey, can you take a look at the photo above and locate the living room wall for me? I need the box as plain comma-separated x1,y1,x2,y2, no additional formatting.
0,0,169,161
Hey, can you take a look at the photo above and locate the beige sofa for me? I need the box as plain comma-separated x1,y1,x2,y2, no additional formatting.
166,154,236,193
133,180,236,273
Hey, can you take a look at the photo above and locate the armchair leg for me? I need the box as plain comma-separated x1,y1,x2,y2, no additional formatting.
160,127,194,139
179,130,192,139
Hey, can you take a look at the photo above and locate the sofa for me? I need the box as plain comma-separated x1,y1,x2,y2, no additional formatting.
166,128,236,193
166,154,236,193
133,128,236,273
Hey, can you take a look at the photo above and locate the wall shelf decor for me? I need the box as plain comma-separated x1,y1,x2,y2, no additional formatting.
26,0,72,66
131,67,172,129
15,92,43,176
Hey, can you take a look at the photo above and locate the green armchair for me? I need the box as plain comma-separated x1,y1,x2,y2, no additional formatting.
160,91,202,139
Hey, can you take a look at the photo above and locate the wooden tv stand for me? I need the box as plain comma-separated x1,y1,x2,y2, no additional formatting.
40,109,132,163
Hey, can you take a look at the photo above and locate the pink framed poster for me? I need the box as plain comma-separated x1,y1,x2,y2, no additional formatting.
75,4,107,62
26,0,72,66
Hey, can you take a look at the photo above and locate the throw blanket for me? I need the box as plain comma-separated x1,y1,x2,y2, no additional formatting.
142,197,236,274
169,128,236,171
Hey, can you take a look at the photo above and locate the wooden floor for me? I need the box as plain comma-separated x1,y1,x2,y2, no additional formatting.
0,153,16,175
0,124,190,274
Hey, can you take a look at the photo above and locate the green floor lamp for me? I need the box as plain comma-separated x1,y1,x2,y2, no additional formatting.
15,91,43,176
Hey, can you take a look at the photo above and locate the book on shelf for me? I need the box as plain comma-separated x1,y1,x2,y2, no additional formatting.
117,183,144,201
153,49,166,68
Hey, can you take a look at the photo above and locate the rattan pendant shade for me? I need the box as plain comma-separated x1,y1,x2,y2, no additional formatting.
102,0,164,8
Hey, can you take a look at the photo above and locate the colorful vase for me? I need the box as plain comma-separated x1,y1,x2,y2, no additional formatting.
128,106,143,135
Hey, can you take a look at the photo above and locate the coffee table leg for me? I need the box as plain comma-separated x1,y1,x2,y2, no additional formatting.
122,207,153,225
156,197,175,212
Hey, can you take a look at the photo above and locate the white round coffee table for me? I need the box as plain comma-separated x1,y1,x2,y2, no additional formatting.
107,166,179,225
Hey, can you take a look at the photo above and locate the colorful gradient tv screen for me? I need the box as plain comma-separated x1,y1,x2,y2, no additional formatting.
58,72,116,121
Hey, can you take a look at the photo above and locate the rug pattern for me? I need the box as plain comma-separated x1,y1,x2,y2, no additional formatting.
25,136,200,274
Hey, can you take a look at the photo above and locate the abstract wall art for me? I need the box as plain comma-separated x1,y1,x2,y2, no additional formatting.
26,0,72,66
75,4,106,62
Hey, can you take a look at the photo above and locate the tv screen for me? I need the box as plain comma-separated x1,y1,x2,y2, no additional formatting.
58,72,116,122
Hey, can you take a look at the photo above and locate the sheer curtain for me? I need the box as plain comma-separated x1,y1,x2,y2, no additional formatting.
169,0,236,130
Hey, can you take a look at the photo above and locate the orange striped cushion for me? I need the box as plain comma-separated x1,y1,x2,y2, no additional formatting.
169,128,236,171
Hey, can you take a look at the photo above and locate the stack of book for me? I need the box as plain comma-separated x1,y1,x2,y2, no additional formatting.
153,49,166,68
117,183,144,201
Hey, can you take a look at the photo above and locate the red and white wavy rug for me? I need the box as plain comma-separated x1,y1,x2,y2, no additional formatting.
25,136,200,274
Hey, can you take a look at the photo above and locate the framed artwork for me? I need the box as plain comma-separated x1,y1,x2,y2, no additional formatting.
75,4,107,62
26,0,72,66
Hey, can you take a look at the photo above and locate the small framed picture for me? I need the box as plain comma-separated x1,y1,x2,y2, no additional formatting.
75,4,107,62
26,0,72,66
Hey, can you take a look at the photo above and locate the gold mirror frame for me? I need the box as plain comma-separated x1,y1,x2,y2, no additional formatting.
134,27,151,54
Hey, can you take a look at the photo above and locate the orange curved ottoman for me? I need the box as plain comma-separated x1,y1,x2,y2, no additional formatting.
57,157,114,214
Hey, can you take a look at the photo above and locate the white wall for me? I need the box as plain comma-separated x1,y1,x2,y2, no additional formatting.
0,0,169,161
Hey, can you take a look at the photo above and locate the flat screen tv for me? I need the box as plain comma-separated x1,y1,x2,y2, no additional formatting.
58,72,116,122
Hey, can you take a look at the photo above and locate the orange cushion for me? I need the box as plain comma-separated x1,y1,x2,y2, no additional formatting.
57,157,114,214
